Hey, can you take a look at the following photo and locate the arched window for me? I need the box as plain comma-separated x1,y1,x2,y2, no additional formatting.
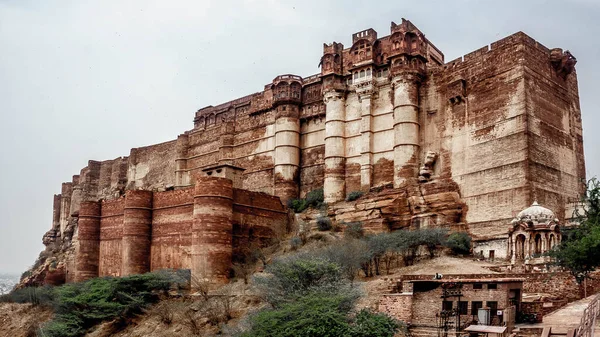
360,69,365,78
366,68,371,76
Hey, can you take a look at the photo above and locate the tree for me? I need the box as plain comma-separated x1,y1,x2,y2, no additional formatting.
445,232,472,255
548,178,600,284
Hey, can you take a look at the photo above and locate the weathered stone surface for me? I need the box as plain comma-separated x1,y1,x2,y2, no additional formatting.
25,18,585,287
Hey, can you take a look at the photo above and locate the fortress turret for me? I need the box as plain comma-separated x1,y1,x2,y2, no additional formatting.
389,19,428,187
192,176,234,286
121,190,153,276
74,201,101,282
272,75,302,204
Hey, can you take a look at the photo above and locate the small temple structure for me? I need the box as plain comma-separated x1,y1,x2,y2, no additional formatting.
508,202,562,265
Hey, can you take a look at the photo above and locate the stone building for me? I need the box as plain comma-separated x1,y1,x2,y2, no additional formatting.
473,201,563,263
379,278,523,333
37,18,585,284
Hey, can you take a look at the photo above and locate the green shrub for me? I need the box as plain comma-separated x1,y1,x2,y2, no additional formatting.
241,293,353,337
287,198,308,213
344,221,364,239
289,236,303,250
254,255,345,306
0,286,55,306
349,309,403,337
445,232,472,255
346,191,364,202
37,271,180,337
305,188,324,207
287,188,324,213
242,294,401,337
316,216,332,231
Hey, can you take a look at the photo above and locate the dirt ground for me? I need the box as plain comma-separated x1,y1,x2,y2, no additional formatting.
0,303,53,337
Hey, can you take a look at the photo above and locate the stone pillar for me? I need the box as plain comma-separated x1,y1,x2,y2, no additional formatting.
75,201,101,282
121,190,153,276
52,194,61,230
192,176,233,286
175,134,190,188
219,122,235,166
542,233,547,253
70,183,82,217
324,90,346,203
392,73,422,188
273,107,300,204
510,236,517,264
59,182,73,236
359,90,374,192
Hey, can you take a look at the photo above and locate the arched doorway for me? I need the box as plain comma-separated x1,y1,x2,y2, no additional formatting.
515,234,526,260
549,234,555,249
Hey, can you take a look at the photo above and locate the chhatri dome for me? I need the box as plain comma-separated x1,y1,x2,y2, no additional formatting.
512,201,559,225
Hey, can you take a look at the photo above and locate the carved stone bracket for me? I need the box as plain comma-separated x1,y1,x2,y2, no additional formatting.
418,151,438,182
550,48,577,79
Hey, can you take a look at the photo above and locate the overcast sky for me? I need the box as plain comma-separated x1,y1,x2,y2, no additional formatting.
0,0,598,274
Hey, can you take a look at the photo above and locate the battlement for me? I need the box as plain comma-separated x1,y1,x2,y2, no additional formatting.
323,41,344,54
352,28,378,44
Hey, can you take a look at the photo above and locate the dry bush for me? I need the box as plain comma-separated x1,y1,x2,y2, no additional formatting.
181,308,203,336
154,301,175,325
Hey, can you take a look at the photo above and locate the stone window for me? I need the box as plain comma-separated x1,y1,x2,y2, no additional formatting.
473,283,483,290
471,301,483,315
487,301,498,316
487,283,497,290
458,301,468,315
442,301,453,311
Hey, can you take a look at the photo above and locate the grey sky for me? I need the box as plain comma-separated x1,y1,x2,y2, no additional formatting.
0,0,598,274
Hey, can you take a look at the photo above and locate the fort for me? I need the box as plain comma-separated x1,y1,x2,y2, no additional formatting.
31,18,584,287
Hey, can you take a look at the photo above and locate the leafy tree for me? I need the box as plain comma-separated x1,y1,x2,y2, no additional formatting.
253,255,346,306
417,228,448,258
323,239,368,285
548,178,600,284
445,232,472,255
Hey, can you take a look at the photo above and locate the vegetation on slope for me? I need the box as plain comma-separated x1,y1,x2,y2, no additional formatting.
0,270,186,337
242,252,403,337
548,177,600,283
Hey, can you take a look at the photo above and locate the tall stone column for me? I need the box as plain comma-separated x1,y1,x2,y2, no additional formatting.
192,176,233,286
273,107,300,204
392,73,422,188
70,180,82,218
59,182,73,236
175,134,190,188
324,90,346,203
358,89,374,192
52,194,61,230
121,190,153,276
75,201,101,282
218,122,235,166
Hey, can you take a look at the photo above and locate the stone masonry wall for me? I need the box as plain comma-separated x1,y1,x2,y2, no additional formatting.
70,178,287,283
